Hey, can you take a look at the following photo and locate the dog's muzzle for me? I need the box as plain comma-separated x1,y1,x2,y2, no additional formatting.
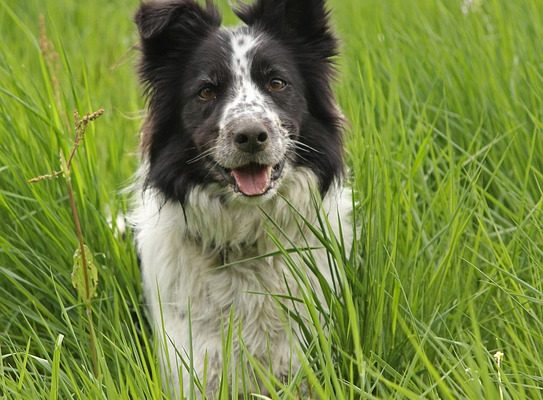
215,118,287,197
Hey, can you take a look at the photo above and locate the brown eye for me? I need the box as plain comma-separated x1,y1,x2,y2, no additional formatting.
198,86,217,101
267,78,287,92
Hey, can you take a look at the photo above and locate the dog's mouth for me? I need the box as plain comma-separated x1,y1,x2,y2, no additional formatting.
219,161,285,197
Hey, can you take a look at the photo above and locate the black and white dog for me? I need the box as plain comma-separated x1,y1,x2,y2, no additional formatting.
132,0,352,396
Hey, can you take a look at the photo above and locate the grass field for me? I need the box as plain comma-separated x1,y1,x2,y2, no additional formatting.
1,0,542,398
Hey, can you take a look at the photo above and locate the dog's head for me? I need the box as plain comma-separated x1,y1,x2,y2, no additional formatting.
136,0,344,203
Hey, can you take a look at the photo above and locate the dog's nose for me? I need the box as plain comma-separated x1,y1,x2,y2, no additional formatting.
233,123,269,153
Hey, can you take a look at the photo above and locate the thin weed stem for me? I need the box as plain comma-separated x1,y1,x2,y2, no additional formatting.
28,107,105,378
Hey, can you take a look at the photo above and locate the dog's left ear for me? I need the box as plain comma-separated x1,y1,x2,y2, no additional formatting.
234,0,337,59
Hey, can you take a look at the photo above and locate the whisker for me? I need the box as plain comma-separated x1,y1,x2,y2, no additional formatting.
285,143,310,163
201,159,227,183
290,139,323,154
186,146,218,164
288,150,309,164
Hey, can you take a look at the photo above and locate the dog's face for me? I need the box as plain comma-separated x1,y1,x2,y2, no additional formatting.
181,28,305,197
136,0,344,203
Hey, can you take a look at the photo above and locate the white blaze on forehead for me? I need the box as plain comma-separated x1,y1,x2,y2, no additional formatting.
219,28,268,129
231,28,260,72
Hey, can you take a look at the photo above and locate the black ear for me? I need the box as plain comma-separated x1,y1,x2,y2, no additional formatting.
234,0,337,58
135,0,221,41
135,0,221,88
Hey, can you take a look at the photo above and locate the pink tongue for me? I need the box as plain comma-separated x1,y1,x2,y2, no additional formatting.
231,165,272,196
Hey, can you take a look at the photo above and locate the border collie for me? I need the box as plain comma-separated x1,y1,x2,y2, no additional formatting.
132,0,353,396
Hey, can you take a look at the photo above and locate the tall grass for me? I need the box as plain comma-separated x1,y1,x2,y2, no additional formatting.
1,0,542,398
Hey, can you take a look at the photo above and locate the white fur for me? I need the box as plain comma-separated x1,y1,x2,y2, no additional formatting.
218,29,269,129
131,166,352,396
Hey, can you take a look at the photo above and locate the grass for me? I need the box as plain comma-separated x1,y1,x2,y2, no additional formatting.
1,0,542,398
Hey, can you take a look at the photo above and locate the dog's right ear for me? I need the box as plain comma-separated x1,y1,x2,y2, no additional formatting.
135,0,221,90
135,0,220,41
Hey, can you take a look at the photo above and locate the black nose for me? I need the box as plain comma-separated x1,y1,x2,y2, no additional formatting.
234,123,269,153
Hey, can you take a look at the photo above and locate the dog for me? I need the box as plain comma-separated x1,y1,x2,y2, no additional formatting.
131,0,353,396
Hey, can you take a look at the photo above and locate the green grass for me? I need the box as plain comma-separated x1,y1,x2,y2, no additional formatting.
1,0,542,398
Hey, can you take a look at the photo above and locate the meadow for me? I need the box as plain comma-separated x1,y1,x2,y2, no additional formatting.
1,0,542,398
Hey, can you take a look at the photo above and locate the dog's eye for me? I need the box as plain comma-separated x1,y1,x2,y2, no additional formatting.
267,78,287,92
198,86,217,101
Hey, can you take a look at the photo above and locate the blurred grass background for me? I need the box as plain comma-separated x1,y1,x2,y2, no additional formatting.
1,0,542,398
